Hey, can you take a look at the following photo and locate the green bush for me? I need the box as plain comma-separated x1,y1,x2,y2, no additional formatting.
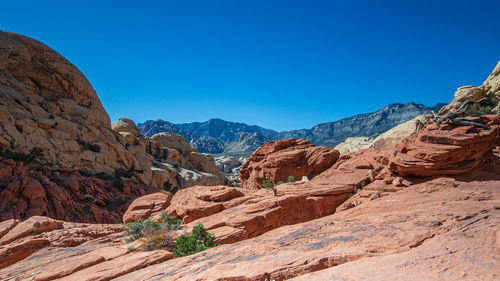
124,211,181,243
287,175,296,183
276,181,284,185
173,224,218,257
262,179,274,189
464,97,499,117
0,147,44,163
163,181,179,194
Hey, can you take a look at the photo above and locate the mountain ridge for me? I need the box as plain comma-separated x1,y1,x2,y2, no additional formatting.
138,102,446,155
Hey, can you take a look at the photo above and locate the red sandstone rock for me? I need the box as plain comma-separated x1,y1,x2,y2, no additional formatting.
122,191,173,223
113,168,500,281
0,158,161,224
240,138,340,189
1,146,499,280
389,116,500,176
166,185,248,223
186,183,352,244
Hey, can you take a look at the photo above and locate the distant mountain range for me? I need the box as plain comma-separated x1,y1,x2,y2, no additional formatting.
138,102,446,156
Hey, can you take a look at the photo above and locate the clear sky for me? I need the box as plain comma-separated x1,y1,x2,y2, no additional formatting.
2,0,499,131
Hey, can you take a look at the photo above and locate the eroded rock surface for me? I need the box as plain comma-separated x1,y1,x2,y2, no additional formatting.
390,115,500,176
0,158,161,223
240,138,340,189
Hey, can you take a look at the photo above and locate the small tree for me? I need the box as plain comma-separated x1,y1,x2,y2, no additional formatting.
173,224,218,257
287,176,296,183
262,179,277,196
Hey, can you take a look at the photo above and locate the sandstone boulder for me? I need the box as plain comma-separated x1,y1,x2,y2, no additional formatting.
370,114,432,149
122,191,173,223
334,136,374,153
240,138,340,189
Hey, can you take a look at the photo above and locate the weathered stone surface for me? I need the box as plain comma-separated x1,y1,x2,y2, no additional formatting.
0,31,152,178
334,136,374,154
240,138,340,189
0,158,161,223
122,191,173,223
166,185,247,223
370,114,432,149
114,165,500,280
389,115,500,176
185,183,352,244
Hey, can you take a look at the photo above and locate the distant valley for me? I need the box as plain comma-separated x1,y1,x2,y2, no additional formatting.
138,102,446,156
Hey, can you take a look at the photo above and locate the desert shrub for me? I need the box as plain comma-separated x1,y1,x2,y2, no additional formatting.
124,211,181,244
163,181,179,194
115,167,143,179
276,181,284,185
262,179,274,189
464,97,499,117
287,175,296,183
371,194,379,200
140,225,177,251
77,139,101,153
0,147,44,163
124,219,161,243
173,224,218,257
77,169,93,177
262,179,277,195
95,172,114,181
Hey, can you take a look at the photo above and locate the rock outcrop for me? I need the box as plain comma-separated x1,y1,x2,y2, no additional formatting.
239,138,340,189
334,136,374,153
122,191,172,223
369,114,432,149
389,115,500,176
0,31,149,177
0,157,161,223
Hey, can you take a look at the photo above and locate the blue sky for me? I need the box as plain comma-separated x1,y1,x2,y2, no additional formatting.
2,0,499,131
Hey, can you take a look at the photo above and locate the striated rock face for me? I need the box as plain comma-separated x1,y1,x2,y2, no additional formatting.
0,31,150,177
334,136,374,154
389,115,500,176
0,157,161,223
240,138,340,189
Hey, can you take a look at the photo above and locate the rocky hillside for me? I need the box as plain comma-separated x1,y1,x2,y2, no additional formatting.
0,31,224,223
139,102,445,155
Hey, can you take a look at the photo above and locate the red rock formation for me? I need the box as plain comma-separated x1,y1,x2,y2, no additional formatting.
240,138,340,189
0,158,161,223
116,158,499,280
122,191,173,223
165,185,248,223
389,115,500,176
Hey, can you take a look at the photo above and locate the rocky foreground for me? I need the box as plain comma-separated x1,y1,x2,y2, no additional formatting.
1,113,499,280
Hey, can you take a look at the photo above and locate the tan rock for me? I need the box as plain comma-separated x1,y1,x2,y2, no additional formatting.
334,136,374,153
370,114,432,149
